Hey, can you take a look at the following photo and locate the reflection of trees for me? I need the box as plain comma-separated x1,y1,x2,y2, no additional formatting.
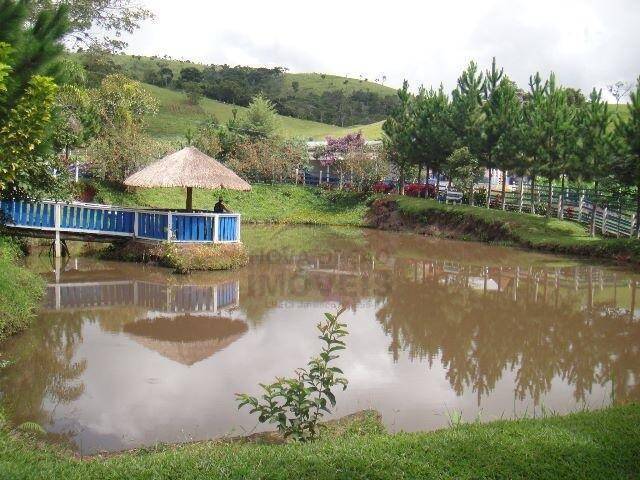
376,260,640,405
0,311,86,428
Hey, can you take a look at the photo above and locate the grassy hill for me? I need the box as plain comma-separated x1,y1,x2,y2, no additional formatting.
143,83,384,141
111,53,398,98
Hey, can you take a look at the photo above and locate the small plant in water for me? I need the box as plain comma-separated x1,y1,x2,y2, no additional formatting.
236,309,348,441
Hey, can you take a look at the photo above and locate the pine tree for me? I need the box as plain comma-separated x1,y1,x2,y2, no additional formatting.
580,88,614,235
451,62,485,197
383,81,417,194
413,85,454,194
614,77,640,236
482,68,522,209
0,0,70,196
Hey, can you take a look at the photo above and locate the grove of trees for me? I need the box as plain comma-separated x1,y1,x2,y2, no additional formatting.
383,58,640,234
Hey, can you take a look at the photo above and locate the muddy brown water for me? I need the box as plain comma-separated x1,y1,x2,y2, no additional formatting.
1,226,639,454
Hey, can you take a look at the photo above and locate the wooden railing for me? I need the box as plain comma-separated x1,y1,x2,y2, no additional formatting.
0,199,242,244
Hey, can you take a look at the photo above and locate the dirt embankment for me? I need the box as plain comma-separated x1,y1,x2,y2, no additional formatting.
366,197,516,243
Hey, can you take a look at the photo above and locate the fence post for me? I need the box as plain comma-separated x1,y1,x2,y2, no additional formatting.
631,214,638,238
133,211,139,239
518,178,524,212
214,215,220,243
54,203,62,258
578,194,584,223
167,211,173,241
319,170,323,186
601,206,608,235
557,193,563,220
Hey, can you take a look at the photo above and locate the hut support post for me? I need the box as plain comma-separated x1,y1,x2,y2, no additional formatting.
186,187,193,212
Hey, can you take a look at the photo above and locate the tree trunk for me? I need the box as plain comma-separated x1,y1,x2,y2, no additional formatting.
469,181,475,207
546,179,553,218
399,170,405,195
518,177,524,212
424,164,431,198
486,168,493,209
501,170,507,210
186,187,193,212
417,163,423,184
590,181,599,237
558,175,566,220
530,175,536,214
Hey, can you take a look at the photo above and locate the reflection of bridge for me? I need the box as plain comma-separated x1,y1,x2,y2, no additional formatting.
43,280,240,313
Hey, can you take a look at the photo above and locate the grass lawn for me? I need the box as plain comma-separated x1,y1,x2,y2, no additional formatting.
0,238,45,341
393,196,640,263
143,83,384,141
1,404,638,479
92,182,371,227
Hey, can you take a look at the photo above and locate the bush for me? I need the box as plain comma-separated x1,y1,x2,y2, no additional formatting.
237,310,349,441
404,183,435,198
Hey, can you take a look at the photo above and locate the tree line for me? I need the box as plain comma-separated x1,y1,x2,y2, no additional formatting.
137,61,399,127
383,59,640,235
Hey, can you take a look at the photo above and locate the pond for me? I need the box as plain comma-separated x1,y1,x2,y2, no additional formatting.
1,225,639,454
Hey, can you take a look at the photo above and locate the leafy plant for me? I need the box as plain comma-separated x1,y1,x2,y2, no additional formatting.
236,310,349,441
16,421,46,436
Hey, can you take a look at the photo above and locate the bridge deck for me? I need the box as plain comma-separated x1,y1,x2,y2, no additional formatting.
1,199,241,254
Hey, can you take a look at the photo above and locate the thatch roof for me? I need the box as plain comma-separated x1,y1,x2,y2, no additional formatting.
123,315,248,366
124,146,251,191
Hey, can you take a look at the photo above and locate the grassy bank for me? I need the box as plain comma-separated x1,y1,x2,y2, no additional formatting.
1,404,639,479
371,196,640,265
92,182,370,227
0,238,45,341
101,240,249,274
143,84,383,141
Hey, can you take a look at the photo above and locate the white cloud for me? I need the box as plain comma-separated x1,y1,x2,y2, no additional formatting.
124,0,640,100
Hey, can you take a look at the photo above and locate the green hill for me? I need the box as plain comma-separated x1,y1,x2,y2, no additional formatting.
110,54,397,97
143,83,384,140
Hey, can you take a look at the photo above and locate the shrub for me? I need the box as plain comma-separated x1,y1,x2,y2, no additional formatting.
236,310,349,441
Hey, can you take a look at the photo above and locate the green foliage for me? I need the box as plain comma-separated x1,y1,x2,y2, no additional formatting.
383,81,417,192
445,147,483,194
226,137,307,183
30,0,153,51
0,0,70,197
614,77,640,234
16,421,45,436
237,310,349,441
0,237,45,340
237,94,280,139
99,53,398,127
413,85,455,175
85,74,161,181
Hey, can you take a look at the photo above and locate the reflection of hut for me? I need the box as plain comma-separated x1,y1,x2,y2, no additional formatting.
123,315,247,366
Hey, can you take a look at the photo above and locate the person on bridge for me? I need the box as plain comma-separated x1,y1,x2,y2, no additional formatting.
213,196,231,213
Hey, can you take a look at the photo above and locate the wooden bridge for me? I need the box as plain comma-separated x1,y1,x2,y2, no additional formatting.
0,199,242,256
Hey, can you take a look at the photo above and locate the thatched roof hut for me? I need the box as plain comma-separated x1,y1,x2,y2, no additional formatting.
124,147,251,211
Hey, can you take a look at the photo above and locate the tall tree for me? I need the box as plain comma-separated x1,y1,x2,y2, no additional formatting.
520,73,548,213
236,94,280,139
451,62,484,195
614,77,640,236
529,73,576,217
0,0,70,197
482,72,522,209
413,85,454,194
580,88,614,235
383,81,417,194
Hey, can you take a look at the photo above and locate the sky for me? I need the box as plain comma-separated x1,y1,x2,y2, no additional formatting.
123,0,640,101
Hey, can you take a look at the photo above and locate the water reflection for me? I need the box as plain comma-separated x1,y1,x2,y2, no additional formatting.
0,226,638,454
